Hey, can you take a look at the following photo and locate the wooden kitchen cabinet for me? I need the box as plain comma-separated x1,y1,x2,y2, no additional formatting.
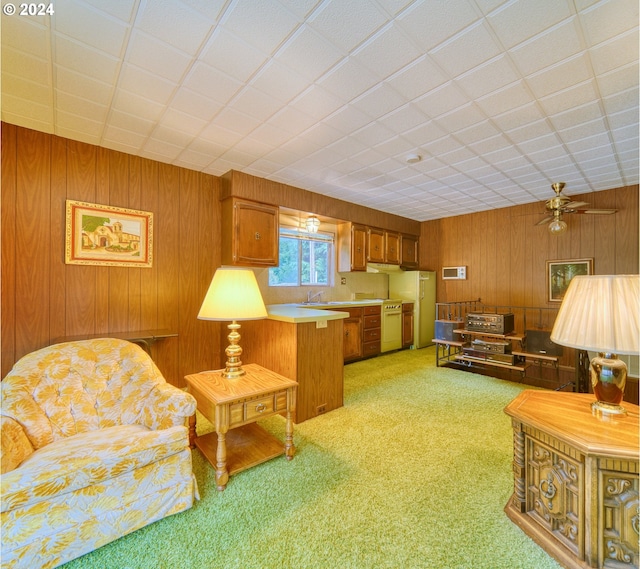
402,303,414,348
367,227,385,263
400,234,419,269
221,196,279,267
385,231,400,265
363,305,381,357
341,308,364,362
338,223,367,272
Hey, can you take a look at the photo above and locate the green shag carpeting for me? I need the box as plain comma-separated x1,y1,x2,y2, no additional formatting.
61,347,562,569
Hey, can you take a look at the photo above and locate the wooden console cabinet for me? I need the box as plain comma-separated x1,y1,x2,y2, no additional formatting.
504,391,639,569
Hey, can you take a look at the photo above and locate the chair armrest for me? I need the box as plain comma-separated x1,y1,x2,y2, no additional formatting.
136,384,197,430
1,416,34,474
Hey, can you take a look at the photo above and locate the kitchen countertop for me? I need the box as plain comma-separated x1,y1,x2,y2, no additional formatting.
266,300,384,324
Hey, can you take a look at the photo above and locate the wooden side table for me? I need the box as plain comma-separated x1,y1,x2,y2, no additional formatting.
185,363,297,491
504,390,639,569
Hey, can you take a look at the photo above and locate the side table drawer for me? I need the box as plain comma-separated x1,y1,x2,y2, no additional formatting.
230,390,289,426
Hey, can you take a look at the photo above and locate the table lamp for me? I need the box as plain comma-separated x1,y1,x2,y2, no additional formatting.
198,267,268,379
550,274,639,415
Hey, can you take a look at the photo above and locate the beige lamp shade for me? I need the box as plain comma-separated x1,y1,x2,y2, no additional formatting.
198,267,267,322
550,274,639,355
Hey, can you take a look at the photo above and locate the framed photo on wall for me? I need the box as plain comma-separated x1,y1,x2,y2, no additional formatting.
65,200,153,267
546,258,593,302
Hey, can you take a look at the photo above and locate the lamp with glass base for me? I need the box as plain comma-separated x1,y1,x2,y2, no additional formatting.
197,267,267,379
550,274,639,415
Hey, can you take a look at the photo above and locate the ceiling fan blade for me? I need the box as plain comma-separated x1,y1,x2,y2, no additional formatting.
573,208,617,215
563,201,589,210
536,215,554,226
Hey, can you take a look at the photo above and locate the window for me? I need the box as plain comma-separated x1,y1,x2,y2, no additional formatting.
269,227,333,287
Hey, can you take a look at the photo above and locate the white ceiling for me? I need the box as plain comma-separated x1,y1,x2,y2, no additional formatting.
2,0,638,221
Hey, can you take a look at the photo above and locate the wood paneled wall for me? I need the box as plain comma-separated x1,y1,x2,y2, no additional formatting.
420,184,639,307
1,124,222,386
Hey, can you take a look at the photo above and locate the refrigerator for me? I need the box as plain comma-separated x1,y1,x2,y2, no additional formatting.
388,271,436,349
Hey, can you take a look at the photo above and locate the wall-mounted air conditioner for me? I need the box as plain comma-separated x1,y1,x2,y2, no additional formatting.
442,266,466,280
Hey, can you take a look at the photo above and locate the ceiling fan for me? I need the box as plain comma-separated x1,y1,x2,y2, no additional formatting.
536,182,617,234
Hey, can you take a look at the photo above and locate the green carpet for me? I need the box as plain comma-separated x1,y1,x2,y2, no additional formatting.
62,347,562,569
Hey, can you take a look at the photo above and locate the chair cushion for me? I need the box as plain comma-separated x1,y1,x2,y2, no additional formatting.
1,424,189,514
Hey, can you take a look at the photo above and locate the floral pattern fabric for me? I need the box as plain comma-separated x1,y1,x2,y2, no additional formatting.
1,339,198,569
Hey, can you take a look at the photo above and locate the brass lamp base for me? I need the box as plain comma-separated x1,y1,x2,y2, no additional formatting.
222,321,246,379
590,353,627,416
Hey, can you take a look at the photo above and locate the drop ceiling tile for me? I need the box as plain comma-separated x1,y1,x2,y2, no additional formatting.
103,124,149,148
55,125,101,145
268,105,318,136
309,0,387,53
160,108,209,137
548,100,603,131
1,15,49,56
350,83,406,120
433,103,486,133
119,63,177,105
402,121,448,147
54,0,129,57
212,107,263,136
430,20,503,78
453,120,501,145
608,107,639,130
385,55,448,100
491,102,546,132
198,122,244,146
537,80,600,115
230,86,285,121
276,25,345,82
526,53,593,99
180,0,227,21
78,0,137,22
289,86,345,121
126,31,193,83
54,66,112,105
475,81,535,118
352,22,422,80
321,104,373,135
107,109,154,136
596,62,639,98
413,82,469,119
509,18,583,77
377,104,429,136
111,89,165,122
137,0,213,55
455,54,520,99
2,47,49,84
396,0,479,52
220,0,300,55
250,59,310,102
182,62,243,103
0,94,53,127
171,87,221,122
588,28,638,76
55,109,103,137
578,0,639,46
56,91,108,122
200,28,268,83
564,131,612,153
317,58,379,101
143,137,184,160
54,35,120,84
488,0,573,50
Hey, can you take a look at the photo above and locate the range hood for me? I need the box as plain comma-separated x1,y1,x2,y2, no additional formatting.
366,263,404,273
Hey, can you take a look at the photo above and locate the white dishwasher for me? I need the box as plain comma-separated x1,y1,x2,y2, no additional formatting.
381,299,403,352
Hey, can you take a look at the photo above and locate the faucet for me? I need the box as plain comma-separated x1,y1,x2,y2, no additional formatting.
307,290,323,303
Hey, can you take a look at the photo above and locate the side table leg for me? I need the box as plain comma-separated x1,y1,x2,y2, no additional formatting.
188,414,196,449
215,427,229,491
285,387,296,460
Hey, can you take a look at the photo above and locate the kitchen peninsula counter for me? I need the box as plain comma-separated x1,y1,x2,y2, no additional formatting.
239,304,347,423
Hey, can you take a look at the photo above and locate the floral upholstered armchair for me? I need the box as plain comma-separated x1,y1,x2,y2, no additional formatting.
0,338,198,569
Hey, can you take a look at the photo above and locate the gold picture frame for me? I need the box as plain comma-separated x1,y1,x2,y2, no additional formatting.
546,258,593,302
65,200,153,267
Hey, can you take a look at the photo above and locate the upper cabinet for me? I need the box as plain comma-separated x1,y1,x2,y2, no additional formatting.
338,223,418,271
400,234,419,269
338,223,367,272
367,227,385,263
221,197,279,267
384,231,400,265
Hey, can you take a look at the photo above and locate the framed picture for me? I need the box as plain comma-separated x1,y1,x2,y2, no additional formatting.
546,258,593,302
65,200,153,267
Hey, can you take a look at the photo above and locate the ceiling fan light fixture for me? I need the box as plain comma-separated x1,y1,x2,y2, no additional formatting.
548,218,568,235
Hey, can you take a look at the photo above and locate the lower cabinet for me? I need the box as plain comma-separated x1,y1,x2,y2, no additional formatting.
333,306,381,363
402,303,414,348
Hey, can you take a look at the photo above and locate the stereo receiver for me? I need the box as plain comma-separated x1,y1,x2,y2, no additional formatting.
466,313,515,334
